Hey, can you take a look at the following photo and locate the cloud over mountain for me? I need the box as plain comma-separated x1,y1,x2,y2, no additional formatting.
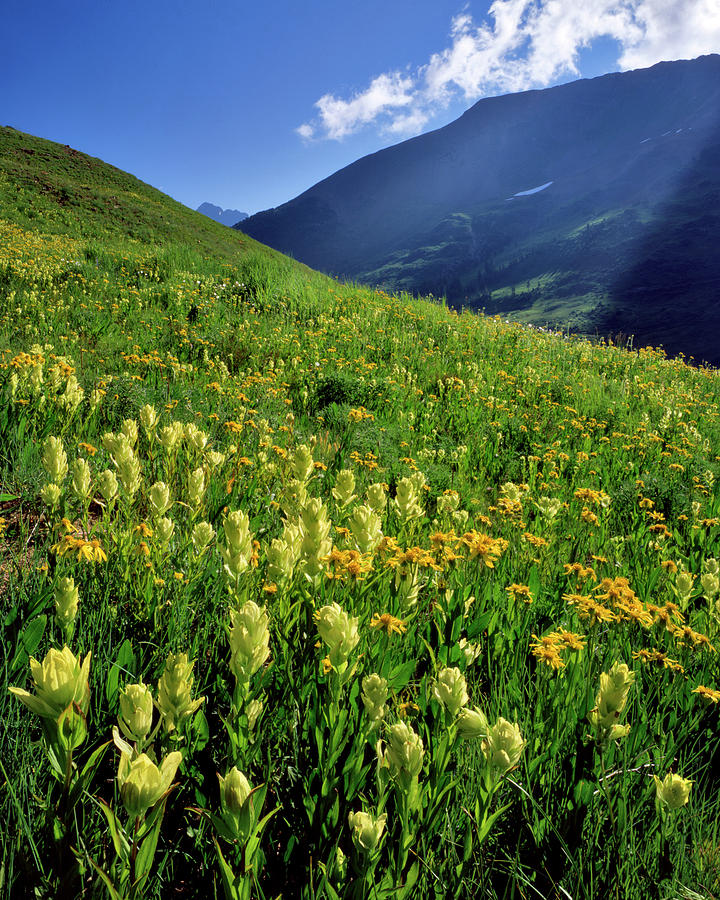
297,0,720,141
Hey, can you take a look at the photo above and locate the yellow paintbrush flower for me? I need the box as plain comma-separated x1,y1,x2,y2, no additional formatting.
654,773,692,810
9,646,91,720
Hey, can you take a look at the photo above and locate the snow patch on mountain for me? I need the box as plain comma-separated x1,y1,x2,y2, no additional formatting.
506,181,553,200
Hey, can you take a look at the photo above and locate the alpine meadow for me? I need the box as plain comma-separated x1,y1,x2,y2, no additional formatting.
2,124,720,900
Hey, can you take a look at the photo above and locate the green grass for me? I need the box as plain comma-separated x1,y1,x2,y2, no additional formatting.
1,126,720,900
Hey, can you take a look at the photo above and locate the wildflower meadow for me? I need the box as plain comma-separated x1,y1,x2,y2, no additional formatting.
1,126,720,899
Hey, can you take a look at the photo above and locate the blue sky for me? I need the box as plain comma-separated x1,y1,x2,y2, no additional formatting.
3,0,719,215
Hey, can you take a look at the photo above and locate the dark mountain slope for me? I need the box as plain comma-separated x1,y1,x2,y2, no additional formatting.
239,55,720,363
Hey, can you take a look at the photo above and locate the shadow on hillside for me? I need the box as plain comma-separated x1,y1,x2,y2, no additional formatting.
606,119,720,367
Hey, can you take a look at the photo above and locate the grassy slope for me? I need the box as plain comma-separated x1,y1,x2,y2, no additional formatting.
0,125,278,256
2,128,720,899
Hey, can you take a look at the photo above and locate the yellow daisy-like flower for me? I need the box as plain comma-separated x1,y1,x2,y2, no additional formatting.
529,640,565,670
555,629,586,652
692,685,720,705
397,699,420,718
506,583,533,604
370,613,407,636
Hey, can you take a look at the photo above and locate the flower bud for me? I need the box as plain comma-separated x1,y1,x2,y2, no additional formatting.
205,449,226,470
89,388,104,411
228,601,270,683
40,482,62,510
701,571,719,599
432,667,469,718
139,404,157,434
437,491,460,516
191,521,215,553
332,469,356,507
116,444,142,499
654,772,692,810
536,496,562,519
71,458,92,500
589,661,635,732
155,516,175,546
483,718,525,773
118,682,154,742
42,436,68,484
282,519,303,558
674,570,695,606
98,469,118,501
314,602,359,669
291,444,314,483
392,477,423,523
348,810,387,854
300,499,332,582
158,423,182,453
458,637,481,666
394,563,421,610
185,423,208,452
187,467,206,509
54,576,79,631
350,505,383,555
266,537,296,585
156,652,204,732
219,766,252,816
361,673,389,723
118,749,182,819
220,510,253,580
148,481,172,517
121,419,138,447
365,482,387,514
280,479,307,519
500,482,523,503
246,698,263,731
335,847,348,881
383,721,424,791
457,706,489,740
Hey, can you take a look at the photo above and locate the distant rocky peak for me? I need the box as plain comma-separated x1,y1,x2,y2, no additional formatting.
197,202,248,227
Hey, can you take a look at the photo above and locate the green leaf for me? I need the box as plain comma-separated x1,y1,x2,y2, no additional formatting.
10,615,47,676
476,802,511,844
191,707,210,752
95,798,131,863
387,659,417,691
133,795,169,886
69,740,111,808
214,838,244,900
105,639,137,706
88,858,124,900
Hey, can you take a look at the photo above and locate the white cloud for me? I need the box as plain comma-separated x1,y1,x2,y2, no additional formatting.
618,0,720,68
310,72,414,141
296,123,315,141
298,0,720,141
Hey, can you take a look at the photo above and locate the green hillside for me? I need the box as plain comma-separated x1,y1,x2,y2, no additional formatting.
2,128,720,900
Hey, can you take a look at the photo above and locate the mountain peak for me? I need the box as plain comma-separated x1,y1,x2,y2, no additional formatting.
197,202,248,227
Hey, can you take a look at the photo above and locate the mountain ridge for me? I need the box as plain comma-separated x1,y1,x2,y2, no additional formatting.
239,55,720,363
197,202,248,227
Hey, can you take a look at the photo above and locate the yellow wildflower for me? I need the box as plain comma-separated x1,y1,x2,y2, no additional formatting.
370,613,407,636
